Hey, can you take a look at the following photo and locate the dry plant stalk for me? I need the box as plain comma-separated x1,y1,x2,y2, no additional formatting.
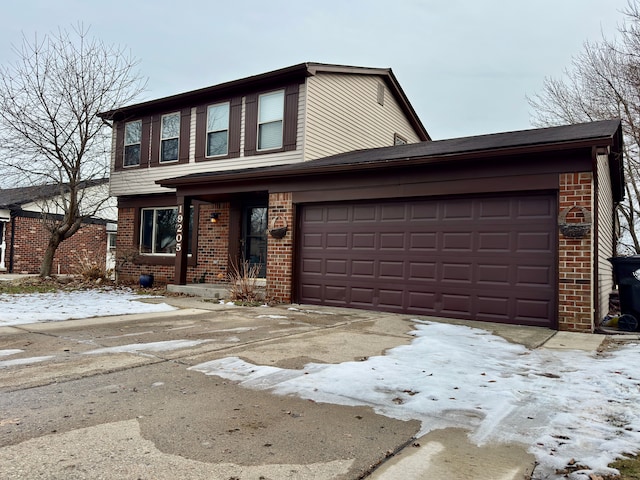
228,260,263,303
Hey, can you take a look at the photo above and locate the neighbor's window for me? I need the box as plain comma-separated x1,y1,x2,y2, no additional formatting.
140,206,193,255
124,120,142,167
257,90,284,150
206,102,230,157
160,112,180,162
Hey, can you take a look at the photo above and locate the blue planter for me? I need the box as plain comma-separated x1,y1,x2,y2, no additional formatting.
139,274,154,288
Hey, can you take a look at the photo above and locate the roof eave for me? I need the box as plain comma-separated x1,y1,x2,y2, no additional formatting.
157,136,612,189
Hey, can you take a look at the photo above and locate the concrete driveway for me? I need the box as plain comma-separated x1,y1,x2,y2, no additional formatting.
0,295,599,479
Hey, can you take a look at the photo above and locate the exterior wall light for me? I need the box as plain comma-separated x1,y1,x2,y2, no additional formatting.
210,213,220,223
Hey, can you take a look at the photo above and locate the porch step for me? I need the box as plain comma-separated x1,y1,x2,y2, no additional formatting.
167,283,229,299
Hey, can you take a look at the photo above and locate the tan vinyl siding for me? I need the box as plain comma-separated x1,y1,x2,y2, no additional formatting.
596,152,615,320
109,85,307,197
304,73,422,161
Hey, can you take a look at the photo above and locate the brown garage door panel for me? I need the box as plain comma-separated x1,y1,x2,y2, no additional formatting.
297,195,557,327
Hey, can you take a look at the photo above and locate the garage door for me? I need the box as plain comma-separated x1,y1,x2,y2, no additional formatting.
297,194,557,327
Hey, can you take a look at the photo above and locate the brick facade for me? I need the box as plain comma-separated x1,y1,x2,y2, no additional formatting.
116,203,230,285
266,192,294,302
118,173,599,331
558,172,593,331
4,215,108,275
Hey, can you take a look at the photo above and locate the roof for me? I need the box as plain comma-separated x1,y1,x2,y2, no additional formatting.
159,119,623,193
98,62,430,141
0,179,109,208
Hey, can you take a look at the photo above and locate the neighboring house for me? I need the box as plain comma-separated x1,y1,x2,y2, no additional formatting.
99,62,624,332
0,180,117,275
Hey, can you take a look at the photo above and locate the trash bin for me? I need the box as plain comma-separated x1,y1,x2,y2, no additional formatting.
608,256,640,331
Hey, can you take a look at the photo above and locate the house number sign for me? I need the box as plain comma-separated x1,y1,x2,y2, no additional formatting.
175,205,184,253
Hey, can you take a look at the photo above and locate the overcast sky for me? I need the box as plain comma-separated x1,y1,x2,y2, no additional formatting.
0,0,631,140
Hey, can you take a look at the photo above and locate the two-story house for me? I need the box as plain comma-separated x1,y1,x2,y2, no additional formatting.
99,62,428,282
100,62,624,333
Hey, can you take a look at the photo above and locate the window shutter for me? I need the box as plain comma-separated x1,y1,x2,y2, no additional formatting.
195,105,206,162
115,122,125,171
229,97,242,158
284,84,299,151
179,108,190,164
244,93,258,156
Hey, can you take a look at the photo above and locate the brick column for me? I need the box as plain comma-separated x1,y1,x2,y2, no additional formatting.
266,192,294,302
558,172,593,331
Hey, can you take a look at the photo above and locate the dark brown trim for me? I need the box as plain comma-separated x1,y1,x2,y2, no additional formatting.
98,63,430,142
244,93,258,156
195,97,242,163
149,114,161,167
283,84,299,151
179,108,190,164
114,122,125,172
140,117,151,168
291,173,559,204
124,195,198,267
243,84,299,157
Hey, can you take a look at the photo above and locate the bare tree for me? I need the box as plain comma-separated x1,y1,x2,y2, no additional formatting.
528,1,640,254
0,25,145,276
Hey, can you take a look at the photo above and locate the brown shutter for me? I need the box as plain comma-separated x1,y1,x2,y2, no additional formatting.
179,108,190,164
141,117,152,168
194,105,206,162
284,84,299,151
244,93,258,156
228,97,242,158
114,122,125,171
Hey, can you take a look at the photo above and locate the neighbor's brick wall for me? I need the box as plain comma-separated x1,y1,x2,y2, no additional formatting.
6,215,107,275
558,172,593,332
266,192,294,302
115,203,230,285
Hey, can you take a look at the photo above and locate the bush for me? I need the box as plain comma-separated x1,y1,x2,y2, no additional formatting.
227,260,264,303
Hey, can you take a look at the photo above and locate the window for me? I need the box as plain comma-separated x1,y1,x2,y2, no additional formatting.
206,103,230,157
124,120,142,167
258,90,284,150
140,206,193,255
160,113,180,162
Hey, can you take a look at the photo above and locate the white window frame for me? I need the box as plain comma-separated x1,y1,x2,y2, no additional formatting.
124,120,142,167
257,90,284,151
206,102,230,157
160,112,180,163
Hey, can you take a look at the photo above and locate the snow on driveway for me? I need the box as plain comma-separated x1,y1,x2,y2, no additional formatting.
0,288,175,326
190,320,640,479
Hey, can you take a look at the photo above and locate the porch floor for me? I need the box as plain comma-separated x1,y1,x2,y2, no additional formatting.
166,283,229,299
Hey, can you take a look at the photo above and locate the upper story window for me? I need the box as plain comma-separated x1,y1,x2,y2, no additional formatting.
160,113,180,163
257,90,284,150
124,120,142,167
206,102,230,157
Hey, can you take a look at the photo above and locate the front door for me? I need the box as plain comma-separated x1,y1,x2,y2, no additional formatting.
243,206,268,278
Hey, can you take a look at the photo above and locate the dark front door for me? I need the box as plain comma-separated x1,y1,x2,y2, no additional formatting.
243,206,268,278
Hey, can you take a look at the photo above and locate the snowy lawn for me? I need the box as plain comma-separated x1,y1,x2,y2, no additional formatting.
190,321,640,479
0,288,175,326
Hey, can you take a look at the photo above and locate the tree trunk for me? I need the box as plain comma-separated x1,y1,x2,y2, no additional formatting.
39,234,62,277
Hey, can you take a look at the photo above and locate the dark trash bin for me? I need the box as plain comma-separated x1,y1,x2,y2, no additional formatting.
608,256,640,331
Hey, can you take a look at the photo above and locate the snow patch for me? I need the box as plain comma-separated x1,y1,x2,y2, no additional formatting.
190,322,640,479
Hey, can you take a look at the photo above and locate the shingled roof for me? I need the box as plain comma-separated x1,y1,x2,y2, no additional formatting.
0,179,109,208
158,119,623,192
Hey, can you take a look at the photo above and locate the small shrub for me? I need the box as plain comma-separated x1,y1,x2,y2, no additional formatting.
228,260,263,303
74,256,108,281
